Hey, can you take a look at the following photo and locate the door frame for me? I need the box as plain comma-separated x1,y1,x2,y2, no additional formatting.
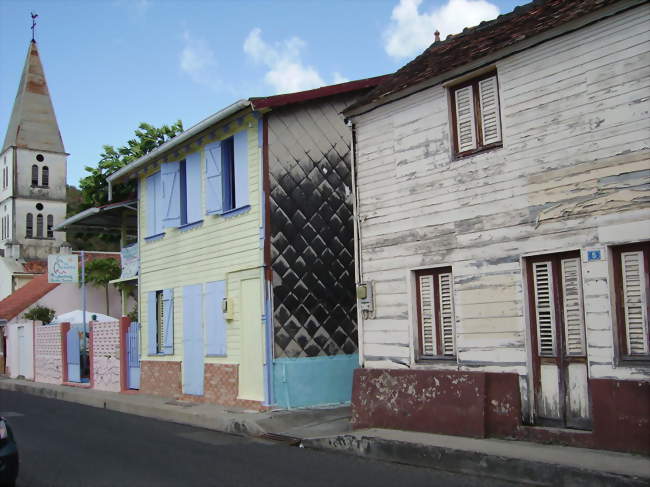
524,250,592,429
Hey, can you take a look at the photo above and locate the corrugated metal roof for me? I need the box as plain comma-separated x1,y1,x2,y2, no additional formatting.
2,41,65,154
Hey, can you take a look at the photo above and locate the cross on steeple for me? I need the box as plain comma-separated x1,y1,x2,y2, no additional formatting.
31,12,38,42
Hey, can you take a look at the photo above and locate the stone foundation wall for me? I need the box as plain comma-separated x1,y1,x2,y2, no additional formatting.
140,360,182,398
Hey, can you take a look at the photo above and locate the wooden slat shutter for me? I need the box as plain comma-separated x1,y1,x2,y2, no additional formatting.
205,142,223,214
162,288,174,355
147,291,157,355
533,261,557,356
621,251,649,355
560,258,586,356
419,274,436,356
185,152,202,223
234,130,249,208
454,85,477,153
146,173,158,236
183,284,203,395
438,272,456,356
478,76,502,145
161,161,181,228
205,280,227,356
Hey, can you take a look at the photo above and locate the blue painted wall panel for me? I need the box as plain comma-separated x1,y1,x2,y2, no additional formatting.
272,354,358,409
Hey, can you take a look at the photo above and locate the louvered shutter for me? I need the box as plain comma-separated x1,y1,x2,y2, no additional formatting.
621,251,649,355
419,275,437,356
147,291,157,355
205,142,223,214
478,76,502,145
454,85,477,153
533,261,557,356
438,272,456,356
185,152,202,223
234,130,249,208
560,258,586,356
162,288,174,355
161,161,181,228
205,280,227,356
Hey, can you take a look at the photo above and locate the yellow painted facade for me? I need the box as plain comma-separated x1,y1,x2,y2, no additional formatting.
137,112,266,401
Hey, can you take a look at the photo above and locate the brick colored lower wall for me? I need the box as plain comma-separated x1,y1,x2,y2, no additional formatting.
140,361,182,398
352,368,650,454
140,361,265,410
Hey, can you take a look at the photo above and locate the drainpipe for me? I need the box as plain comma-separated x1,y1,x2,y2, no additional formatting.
347,119,365,368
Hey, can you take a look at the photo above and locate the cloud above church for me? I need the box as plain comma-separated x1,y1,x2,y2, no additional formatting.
179,31,221,90
384,0,500,59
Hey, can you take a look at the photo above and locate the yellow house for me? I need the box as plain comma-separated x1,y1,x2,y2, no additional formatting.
108,78,384,409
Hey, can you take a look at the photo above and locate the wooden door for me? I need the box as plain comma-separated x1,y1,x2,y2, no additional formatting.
127,322,141,390
527,252,591,429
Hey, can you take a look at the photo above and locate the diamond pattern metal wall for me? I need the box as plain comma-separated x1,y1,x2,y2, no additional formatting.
268,99,358,358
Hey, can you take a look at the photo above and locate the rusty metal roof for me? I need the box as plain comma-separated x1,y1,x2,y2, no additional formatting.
2,41,65,154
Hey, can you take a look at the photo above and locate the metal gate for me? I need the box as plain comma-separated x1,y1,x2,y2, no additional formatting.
66,328,81,383
127,322,141,390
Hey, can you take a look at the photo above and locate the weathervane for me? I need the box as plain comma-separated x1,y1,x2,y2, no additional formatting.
31,12,38,42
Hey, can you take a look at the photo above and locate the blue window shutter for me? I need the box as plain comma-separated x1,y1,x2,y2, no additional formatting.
148,291,157,355
161,161,181,228
162,288,174,354
183,284,204,395
205,142,223,214
185,152,202,223
146,173,157,236
234,130,249,208
204,280,227,356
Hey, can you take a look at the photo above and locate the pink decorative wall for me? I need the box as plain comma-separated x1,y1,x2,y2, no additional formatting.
34,324,63,384
91,321,121,392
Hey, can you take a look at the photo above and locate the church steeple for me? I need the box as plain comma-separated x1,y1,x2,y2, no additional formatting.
2,41,65,154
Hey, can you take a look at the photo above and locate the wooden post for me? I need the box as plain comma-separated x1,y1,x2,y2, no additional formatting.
119,316,131,392
60,322,70,383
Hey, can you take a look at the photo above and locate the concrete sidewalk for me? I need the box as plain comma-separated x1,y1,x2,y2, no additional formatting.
2,376,648,486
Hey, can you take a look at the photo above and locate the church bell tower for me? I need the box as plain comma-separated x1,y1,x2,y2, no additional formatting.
0,39,68,260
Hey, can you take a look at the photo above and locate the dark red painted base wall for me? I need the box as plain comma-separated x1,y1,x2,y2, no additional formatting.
351,369,649,455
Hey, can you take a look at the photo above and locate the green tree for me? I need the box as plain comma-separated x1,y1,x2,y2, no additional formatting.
78,121,184,209
82,258,121,316
24,305,56,324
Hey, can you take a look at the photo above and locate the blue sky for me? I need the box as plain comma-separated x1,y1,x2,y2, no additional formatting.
0,0,522,186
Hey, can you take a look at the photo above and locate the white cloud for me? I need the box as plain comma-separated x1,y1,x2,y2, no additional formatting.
113,0,151,19
244,28,345,94
332,72,350,84
384,0,500,59
179,31,220,89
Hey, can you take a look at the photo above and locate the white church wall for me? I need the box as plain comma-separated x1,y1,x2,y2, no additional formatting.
15,148,67,201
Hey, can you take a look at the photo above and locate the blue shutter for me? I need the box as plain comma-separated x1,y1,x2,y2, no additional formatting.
161,161,181,228
183,284,204,395
185,152,202,223
146,173,158,236
234,130,249,208
162,288,174,354
147,291,157,355
205,280,227,356
205,142,223,214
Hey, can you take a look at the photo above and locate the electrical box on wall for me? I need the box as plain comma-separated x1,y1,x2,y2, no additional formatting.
222,298,234,321
357,282,374,317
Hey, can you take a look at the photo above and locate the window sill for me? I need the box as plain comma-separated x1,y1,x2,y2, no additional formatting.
415,356,458,364
144,232,165,243
454,142,502,160
178,220,203,232
208,205,251,219
616,356,650,366
25,236,55,240
206,353,227,358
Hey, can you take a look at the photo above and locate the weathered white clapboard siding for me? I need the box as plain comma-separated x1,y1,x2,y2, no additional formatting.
139,120,263,364
354,5,650,380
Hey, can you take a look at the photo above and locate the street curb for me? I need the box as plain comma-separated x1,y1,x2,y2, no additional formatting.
301,435,649,487
0,380,265,437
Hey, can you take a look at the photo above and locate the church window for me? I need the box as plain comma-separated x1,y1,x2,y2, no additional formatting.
26,213,33,238
36,154,44,162
47,215,54,238
36,203,43,211
36,214,44,238
31,165,39,186
42,166,49,187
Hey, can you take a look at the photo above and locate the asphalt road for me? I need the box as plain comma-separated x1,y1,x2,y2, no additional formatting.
0,389,519,487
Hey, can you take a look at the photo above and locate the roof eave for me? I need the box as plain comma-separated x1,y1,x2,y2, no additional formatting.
343,0,642,119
